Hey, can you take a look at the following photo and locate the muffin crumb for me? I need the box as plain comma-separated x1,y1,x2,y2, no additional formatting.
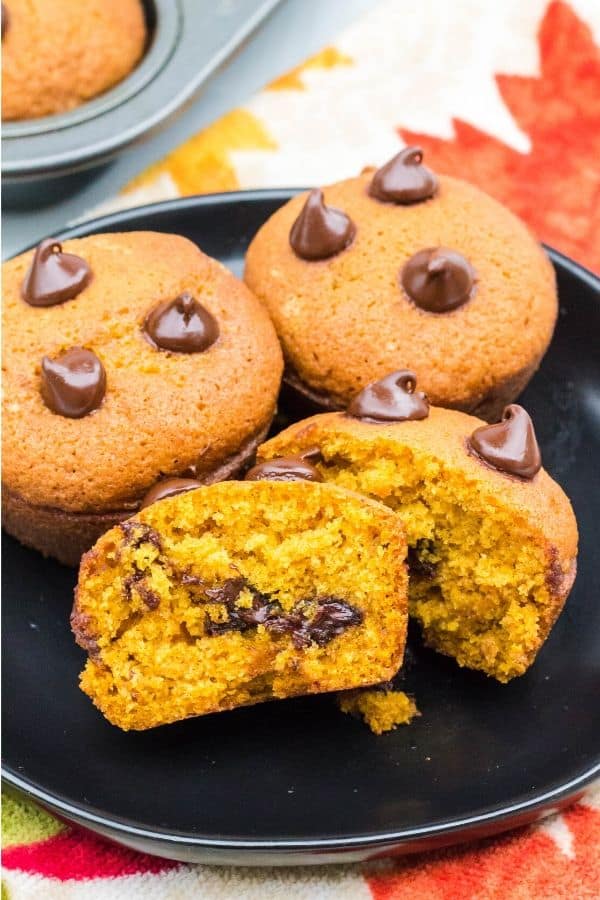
338,688,419,734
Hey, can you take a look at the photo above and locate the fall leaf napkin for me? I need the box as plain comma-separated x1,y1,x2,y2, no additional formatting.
4,2,600,898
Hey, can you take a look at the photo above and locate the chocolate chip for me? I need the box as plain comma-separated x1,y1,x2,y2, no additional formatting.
401,247,475,313
369,147,438,204
40,347,105,418
143,292,219,353
467,404,542,479
407,546,438,579
200,577,363,649
120,521,162,551
204,578,247,605
289,189,356,260
302,599,364,647
140,478,202,509
2,4,9,39
244,456,323,482
298,446,323,463
22,239,91,307
123,572,160,610
347,370,429,423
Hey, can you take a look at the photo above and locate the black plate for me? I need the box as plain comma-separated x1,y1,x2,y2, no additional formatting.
3,192,600,866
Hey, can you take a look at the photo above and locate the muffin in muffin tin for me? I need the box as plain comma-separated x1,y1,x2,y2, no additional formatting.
2,0,147,121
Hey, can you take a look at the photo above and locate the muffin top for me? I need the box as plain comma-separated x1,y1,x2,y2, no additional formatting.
2,0,146,121
244,161,557,410
2,231,283,512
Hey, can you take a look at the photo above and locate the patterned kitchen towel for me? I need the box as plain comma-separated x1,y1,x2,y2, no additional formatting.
2,786,600,898
3,1,599,897
91,0,600,272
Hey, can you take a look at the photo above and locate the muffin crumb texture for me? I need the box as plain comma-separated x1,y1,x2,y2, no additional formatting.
260,409,577,682
72,481,408,730
338,689,419,734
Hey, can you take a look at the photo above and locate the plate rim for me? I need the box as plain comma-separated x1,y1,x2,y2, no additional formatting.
3,765,599,853
3,189,600,858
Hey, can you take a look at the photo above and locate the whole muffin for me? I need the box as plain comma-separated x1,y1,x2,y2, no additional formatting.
2,231,283,565
2,0,146,121
244,149,557,420
255,371,578,682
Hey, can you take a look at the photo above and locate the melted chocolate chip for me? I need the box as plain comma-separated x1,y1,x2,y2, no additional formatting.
204,578,247,605
289,189,356,260
120,521,162,551
201,578,363,648
70,609,100,657
123,572,160,610
244,455,323,482
40,347,105,418
347,370,429,423
401,247,475,313
203,579,273,636
143,292,219,353
22,239,91,307
140,478,202,509
296,599,363,648
468,404,542,479
2,4,9,39
298,446,323,463
369,147,438,204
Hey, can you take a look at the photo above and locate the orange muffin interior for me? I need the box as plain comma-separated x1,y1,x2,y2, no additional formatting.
259,417,576,682
73,481,408,730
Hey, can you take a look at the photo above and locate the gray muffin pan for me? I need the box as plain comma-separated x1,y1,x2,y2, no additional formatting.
2,0,281,197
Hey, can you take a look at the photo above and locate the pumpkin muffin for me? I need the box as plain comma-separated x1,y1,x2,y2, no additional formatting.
2,231,283,565
72,480,408,731
256,372,578,682
244,148,557,421
2,0,147,121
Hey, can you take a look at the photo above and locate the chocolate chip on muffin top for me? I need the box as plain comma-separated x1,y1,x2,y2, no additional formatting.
140,478,203,509
22,238,92,307
40,347,105,418
347,370,430,423
289,189,356,260
368,147,438,204
401,247,476,313
467,404,542,479
143,292,219,353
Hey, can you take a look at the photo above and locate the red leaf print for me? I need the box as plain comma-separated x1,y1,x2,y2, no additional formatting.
401,2,600,273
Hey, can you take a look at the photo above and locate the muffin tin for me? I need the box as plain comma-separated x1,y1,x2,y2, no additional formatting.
1,0,281,203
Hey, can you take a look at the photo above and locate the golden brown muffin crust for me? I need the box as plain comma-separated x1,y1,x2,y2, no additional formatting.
2,0,147,121
2,231,283,514
245,174,557,411
1,425,269,567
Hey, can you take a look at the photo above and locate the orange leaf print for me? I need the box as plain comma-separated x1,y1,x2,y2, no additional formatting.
400,2,600,273
368,799,600,900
